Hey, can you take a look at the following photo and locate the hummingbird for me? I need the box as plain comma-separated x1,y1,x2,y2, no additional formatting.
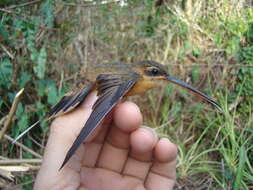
14,60,221,169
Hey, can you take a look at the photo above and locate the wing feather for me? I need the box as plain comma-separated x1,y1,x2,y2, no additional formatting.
59,75,137,169
13,83,94,143
46,83,94,120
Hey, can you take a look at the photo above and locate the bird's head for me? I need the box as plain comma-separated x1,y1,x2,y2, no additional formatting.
133,60,221,111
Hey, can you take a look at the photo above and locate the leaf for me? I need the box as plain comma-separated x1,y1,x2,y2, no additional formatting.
35,78,56,98
40,0,54,28
0,20,9,40
47,85,58,106
23,138,33,157
192,48,201,57
18,72,32,88
33,47,47,79
36,101,45,111
0,57,12,89
7,92,15,102
0,99,3,110
24,28,37,56
16,114,29,137
21,174,33,190
37,47,47,64
15,103,23,119
35,102,48,132
35,80,46,97
191,65,200,83
12,103,29,138
233,146,246,190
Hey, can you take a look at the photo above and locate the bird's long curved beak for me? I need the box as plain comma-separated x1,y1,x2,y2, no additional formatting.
166,75,222,111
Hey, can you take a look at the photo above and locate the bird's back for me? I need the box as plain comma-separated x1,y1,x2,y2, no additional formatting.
85,62,134,82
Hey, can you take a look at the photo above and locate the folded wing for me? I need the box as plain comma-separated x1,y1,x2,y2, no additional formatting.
13,83,94,143
46,83,95,120
59,74,138,169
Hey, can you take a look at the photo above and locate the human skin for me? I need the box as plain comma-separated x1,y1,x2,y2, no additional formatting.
34,92,177,190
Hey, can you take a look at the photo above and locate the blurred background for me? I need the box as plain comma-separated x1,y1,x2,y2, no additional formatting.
0,0,252,189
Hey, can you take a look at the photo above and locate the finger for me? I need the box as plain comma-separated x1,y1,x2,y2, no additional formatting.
113,101,142,132
122,127,158,180
145,138,177,190
96,101,142,173
130,127,158,158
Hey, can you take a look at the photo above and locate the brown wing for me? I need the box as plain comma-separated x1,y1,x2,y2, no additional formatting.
59,74,138,169
46,83,95,120
13,83,94,143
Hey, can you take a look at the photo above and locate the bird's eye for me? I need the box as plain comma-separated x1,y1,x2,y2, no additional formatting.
147,68,161,76
145,67,162,76
151,68,159,75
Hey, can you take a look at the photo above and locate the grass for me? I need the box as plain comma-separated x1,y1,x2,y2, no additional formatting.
0,0,252,189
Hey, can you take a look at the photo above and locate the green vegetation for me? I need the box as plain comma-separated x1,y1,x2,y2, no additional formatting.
0,0,252,189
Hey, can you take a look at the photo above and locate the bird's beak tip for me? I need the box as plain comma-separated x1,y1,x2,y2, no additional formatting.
165,75,222,112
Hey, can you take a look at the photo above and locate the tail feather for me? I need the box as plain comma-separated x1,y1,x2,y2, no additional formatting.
12,119,42,143
12,83,94,143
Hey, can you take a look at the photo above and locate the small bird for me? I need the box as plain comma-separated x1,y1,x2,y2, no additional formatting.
14,60,221,169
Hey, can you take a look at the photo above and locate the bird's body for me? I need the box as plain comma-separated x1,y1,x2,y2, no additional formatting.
14,61,221,169
86,62,162,95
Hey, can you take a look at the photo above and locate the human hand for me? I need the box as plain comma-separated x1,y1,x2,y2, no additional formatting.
34,92,177,190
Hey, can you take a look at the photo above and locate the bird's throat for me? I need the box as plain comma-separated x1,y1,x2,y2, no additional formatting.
126,79,160,96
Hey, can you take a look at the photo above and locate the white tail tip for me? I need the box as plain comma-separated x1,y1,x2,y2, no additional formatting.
12,120,41,144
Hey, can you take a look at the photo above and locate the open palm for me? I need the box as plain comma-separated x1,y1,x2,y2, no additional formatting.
34,92,177,190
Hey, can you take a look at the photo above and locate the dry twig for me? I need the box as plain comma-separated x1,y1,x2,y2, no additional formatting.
0,88,24,140
5,0,42,9
0,165,40,173
0,159,41,165
4,135,42,159
62,0,121,7
0,168,14,182
0,44,14,59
